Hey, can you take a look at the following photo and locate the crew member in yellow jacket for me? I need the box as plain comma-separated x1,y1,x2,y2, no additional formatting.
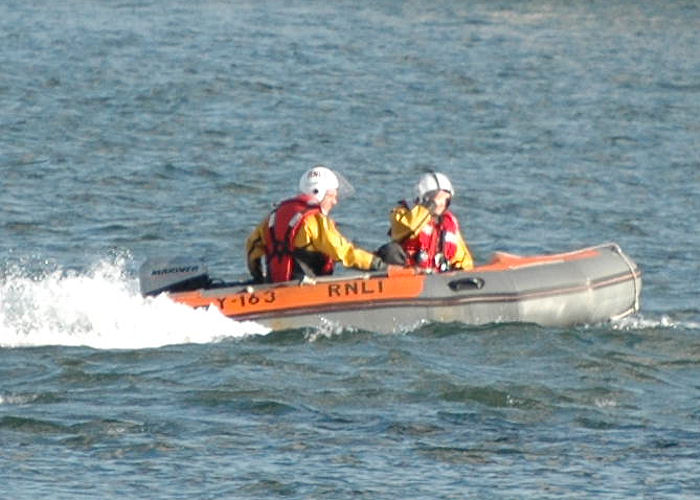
245,166,384,283
381,172,474,272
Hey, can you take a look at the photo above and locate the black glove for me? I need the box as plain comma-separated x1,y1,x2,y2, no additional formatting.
249,259,265,283
369,255,386,271
375,242,407,266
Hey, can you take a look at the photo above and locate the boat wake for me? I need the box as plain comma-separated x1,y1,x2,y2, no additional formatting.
612,313,700,332
0,258,270,350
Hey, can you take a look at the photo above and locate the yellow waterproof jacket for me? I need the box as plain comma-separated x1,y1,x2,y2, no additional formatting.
390,204,474,270
246,211,376,280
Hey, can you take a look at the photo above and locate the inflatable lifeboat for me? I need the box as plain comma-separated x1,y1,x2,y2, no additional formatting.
139,243,641,332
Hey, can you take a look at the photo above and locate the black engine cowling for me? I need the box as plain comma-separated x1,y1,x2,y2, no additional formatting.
139,257,210,296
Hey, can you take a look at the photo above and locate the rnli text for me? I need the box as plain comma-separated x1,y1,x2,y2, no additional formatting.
328,280,385,298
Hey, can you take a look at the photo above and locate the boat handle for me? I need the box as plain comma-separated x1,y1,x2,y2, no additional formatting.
448,277,485,291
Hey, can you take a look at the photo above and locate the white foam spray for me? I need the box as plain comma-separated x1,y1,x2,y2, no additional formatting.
0,258,270,350
612,313,700,331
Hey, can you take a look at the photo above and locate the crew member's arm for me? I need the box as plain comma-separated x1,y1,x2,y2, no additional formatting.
295,214,377,270
449,230,474,270
389,203,432,242
245,218,268,281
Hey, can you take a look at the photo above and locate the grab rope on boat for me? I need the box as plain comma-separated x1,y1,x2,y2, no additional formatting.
608,242,641,314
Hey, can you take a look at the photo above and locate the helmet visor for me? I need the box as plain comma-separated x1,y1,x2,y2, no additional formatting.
333,170,355,200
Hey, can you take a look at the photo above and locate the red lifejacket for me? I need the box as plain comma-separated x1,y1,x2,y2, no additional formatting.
265,195,334,282
401,211,460,272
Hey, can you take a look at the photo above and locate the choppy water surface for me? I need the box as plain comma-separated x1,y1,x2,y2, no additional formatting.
1,1,698,498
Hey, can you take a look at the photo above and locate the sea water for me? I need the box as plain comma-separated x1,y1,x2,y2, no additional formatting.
1,1,698,498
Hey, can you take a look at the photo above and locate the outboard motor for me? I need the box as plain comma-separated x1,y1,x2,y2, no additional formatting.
139,257,210,296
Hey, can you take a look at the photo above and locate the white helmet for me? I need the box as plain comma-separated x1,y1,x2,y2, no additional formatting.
415,172,454,201
299,165,354,203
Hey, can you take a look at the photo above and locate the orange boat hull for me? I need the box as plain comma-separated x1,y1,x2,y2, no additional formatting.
145,243,641,332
